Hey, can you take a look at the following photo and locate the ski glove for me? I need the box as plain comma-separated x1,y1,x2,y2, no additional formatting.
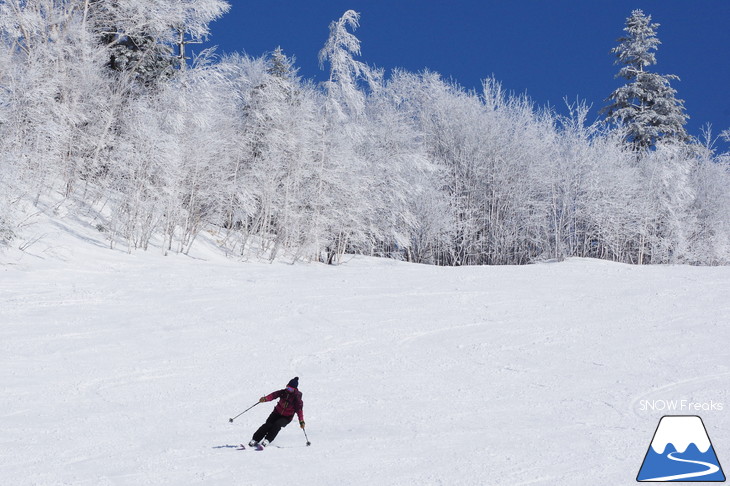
259,397,267,403
299,420,305,429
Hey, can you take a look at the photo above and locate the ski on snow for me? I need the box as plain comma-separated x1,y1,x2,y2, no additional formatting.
237,443,264,451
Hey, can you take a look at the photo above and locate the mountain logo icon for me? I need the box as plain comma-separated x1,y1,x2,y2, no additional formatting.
637,415,726,482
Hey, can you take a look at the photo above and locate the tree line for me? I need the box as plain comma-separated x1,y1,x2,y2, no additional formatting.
1,4,729,265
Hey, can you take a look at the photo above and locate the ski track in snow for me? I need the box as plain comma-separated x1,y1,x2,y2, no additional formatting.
1,220,730,485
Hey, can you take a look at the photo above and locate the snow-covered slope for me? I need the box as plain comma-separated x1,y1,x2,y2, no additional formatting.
1,211,729,485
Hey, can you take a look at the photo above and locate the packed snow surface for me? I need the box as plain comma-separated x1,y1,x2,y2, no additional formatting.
1,215,729,485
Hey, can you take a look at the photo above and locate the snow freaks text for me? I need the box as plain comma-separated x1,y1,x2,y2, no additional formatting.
638,400,724,412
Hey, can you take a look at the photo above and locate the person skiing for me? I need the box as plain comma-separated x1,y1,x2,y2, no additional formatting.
249,377,305,447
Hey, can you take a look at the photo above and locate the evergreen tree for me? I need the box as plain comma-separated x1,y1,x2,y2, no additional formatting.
268,46,296,79
86,0,228,86
602,10,689,150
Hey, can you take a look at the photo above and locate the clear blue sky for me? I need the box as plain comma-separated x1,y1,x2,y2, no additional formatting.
202,1,730,150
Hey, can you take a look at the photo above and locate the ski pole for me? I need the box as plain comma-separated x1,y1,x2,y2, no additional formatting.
302,427,311,446
229,402,259,423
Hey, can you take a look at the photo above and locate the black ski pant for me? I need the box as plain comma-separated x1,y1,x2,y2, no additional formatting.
252,411,293,443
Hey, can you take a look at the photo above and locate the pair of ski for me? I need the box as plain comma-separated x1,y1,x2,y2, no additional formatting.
237,443,264,451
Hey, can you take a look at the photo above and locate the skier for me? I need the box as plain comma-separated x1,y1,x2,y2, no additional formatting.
249,377,305,447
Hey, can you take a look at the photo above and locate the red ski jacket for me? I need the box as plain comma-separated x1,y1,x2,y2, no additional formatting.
264,389,304,422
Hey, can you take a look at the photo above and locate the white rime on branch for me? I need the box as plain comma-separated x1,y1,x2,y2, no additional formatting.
1,6,729,265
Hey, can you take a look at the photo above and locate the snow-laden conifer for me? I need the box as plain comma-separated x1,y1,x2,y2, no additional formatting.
602,10,689,150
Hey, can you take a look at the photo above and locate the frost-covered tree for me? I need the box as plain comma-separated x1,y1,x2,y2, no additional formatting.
318,9,378,120
602,10,689,150
0,0,114,202
314,10,381,264
86,0,228,84
224,51,319,260
87,0,172,86
687,146,730,264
